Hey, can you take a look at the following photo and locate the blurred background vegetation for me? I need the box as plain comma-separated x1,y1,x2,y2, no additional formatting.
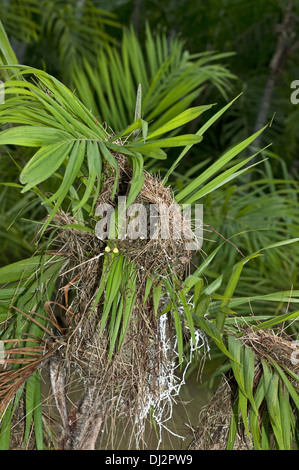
1,0,298,308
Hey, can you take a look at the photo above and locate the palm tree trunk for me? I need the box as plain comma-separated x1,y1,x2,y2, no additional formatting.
248,0,295,164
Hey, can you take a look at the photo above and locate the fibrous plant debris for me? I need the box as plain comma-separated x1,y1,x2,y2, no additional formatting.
0,144,204,449
188,374,252,450
30,149,204,449
241,327,299,379
188,327,299,450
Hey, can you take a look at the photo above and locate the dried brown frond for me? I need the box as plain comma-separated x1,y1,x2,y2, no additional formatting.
0,338,61,414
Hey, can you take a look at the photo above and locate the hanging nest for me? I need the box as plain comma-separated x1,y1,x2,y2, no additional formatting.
97,152,200,278
42,149,204,449
188,327,299,450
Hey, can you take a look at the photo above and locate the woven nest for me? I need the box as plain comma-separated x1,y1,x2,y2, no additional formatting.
97,152,199,278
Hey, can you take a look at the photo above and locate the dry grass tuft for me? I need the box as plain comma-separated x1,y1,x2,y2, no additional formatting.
241,327,299,378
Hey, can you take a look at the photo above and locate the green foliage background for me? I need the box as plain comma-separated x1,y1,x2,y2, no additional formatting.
0,0,298,451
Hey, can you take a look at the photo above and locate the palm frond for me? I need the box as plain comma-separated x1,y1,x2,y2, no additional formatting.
72,24,236,132
0,0,40,43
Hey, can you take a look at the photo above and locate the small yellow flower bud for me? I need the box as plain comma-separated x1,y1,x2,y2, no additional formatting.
105,246,111,253
113,247,119,254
